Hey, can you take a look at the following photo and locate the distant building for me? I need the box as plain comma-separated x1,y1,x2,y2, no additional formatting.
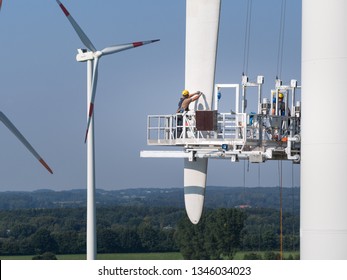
235,204,251,209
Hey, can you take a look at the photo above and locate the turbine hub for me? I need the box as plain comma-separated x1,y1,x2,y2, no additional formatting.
94,51,102,58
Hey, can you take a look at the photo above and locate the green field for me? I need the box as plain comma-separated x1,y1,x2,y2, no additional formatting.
0,252,184,260
233,251,300,260
1,251,299,260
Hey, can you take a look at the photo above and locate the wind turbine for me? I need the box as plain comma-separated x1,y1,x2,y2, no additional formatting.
55,0,159,259
56,0,159,142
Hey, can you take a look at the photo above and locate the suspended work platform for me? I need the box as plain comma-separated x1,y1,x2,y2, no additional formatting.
141,76,301,163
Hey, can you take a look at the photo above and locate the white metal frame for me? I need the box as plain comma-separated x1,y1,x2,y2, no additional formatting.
214,84,240,113
142,77,301,164
241,75,264,114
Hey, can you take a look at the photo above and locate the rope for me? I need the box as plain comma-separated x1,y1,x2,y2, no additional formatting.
276,1,288,258
291,162,295,251
242,160,246,204
242,160,250,206
278,160,283,260
276,0,287,79
242,0,253,75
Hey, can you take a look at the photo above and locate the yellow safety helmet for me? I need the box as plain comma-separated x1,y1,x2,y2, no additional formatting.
279,93,284,98
182,90,189,96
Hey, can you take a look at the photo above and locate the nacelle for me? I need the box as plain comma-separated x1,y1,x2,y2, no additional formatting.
76,49,94,62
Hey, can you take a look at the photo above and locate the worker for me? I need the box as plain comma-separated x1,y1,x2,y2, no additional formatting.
176,90,202,138
278,93,285,116
176,90,202,113
272,92,285,116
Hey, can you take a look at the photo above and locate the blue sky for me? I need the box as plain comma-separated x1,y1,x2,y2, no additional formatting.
0,0,301,191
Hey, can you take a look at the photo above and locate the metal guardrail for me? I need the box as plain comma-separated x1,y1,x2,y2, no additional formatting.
147,112,246,145
147,112,300,147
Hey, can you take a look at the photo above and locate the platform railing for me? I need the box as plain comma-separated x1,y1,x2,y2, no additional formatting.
147,111,300,146
147,112,249,145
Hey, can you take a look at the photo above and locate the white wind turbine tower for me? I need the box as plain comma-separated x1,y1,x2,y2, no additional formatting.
0,1,52,175
55,0,159,260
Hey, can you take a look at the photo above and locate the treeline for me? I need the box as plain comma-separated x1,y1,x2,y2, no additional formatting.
0,206,181,255
0,187,300,212
0,206,299,259
176,208,246,259
177,208,299,259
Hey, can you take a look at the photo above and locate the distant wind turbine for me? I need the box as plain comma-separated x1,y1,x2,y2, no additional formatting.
56,0,159,142
55,0,159,260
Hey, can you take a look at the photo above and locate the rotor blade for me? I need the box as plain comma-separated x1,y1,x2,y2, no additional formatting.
0,0,3,11
101,39,160,56
83,39,160,141
0,112,53,174
84,57,99,143
56,0,97,52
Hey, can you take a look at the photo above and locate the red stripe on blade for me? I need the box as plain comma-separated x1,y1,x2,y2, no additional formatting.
59,3,70,17
88,103,94,117
84,129,89,143
133,42,144,47
39,159,53,174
